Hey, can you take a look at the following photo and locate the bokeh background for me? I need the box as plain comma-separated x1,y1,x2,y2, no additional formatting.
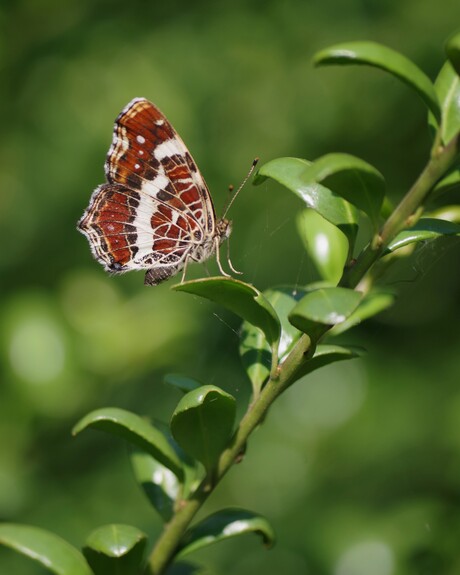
2,1,460,573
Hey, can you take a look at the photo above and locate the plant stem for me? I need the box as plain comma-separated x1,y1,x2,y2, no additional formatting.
148,132,459,575
343,133,460,288
147,335,312,574
147,493,205,574
218,334,313,474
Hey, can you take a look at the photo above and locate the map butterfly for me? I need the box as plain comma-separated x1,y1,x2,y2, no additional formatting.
78,98,250,286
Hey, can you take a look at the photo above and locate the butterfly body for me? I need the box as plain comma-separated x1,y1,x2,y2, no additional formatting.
78,98,231,286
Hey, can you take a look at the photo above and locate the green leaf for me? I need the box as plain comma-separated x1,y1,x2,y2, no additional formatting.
84,524,146,575
239,323,271,395
330,289,395,335
297,209,349,284
289,287,363,338
429,205,460,223
380,196,395,220
240,287,307,394
0,524,92,575
302,153,385,227
313,41,440,121
445,30,460,77
73,408,183,480
130,422,201,519
171,386,236,472
386,218,460,252
165,374,203,394
294,344,364,381
269,287,310,359
177,508,275,557
254,157,359,247
173,278,280,347
432,166,460,198
130,447,179,521
429,62,460,144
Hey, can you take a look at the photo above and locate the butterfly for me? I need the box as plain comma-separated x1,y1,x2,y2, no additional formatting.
78,97,251,286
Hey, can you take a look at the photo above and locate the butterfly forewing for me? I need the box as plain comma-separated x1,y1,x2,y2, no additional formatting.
106,98,215,233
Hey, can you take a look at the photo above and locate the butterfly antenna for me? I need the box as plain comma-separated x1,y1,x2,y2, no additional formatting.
222,158,259,219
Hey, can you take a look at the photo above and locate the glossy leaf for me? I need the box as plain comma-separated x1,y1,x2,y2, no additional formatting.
429,62,460,144
73,407,183,479
173,277,280,347
432,166,460,198
0,524,92,575
446,30,460,77
269,287,310,359
240,287,307,394
293,344,364,381
254,157,359,247
303,153,385,226
130,447,180,521
171,386,236,471
313,41,440,120
297,209,349,284
177,508,275,557
164,374,203,394
330,289,395,335
239,322,271,395
130,421,201,519
84,524,146,575
386,218,460,252
289,287,363,337
429,205,460,223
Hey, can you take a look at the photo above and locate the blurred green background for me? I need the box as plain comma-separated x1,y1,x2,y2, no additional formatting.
2,1,460,573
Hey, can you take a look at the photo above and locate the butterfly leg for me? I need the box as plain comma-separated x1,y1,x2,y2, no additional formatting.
180,255,191,284
226,239,243,275
215,238,231,278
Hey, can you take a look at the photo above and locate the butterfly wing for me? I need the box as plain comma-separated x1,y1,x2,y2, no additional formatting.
78,98,217,284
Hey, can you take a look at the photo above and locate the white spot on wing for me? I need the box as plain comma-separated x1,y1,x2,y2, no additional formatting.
132,192,155,263
143,174,170,197
154,138,184,160
136,135,146,144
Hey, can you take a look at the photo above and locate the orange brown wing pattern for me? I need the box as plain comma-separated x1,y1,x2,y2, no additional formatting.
78,98,221,285
105,98,216,234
